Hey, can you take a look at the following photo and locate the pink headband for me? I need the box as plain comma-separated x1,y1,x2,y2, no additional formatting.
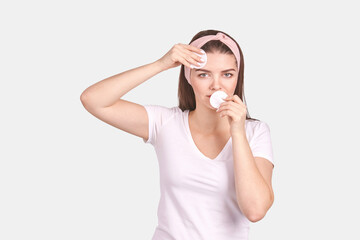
184,32,241,85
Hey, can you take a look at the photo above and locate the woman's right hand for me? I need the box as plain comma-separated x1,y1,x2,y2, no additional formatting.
156,43,206,71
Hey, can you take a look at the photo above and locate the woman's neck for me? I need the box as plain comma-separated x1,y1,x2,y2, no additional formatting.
189,107,230,135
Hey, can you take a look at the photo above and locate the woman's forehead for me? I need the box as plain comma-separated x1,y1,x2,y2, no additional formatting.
206,52,236,62
203,53,237,69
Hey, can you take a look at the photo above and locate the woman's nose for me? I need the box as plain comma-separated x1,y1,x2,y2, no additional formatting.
210,76,222,88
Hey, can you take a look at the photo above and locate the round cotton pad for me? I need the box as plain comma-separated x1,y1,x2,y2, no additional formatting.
210,90,228,109
190,49,207,69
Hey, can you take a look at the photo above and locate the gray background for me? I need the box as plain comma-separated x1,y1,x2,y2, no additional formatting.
1,0,359,239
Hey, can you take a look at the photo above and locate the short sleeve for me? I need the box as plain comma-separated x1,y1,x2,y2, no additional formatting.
142,104,177,146
249,121,274,166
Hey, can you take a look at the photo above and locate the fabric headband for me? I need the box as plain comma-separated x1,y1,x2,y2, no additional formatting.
184,32,241,85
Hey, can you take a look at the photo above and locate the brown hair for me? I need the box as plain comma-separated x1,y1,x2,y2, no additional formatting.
177,29,259,121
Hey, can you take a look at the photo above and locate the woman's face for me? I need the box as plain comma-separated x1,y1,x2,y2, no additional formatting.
190,51,238,110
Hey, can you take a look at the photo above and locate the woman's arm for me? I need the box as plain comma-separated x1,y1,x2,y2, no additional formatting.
80,61,165,109
232,133,274,223
80,44,204,109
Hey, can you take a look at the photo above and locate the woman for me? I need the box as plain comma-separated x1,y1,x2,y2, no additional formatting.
81,29,275,240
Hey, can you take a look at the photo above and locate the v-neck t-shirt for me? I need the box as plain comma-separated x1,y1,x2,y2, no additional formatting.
142,104,274,240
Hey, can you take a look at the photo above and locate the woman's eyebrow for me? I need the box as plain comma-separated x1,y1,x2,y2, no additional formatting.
195,68,236,72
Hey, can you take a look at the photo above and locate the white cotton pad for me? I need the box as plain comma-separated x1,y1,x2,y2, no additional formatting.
210,90,228,109
190,49,207,69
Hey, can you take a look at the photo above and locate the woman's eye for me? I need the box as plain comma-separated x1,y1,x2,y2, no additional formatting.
198,73,233,78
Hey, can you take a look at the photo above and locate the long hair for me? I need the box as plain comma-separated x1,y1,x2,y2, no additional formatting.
177,29,259,121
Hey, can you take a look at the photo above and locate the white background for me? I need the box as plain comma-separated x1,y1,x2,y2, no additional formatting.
1,0,359,239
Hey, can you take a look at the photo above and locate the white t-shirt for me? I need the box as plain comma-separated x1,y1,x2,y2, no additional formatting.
142,104,274,240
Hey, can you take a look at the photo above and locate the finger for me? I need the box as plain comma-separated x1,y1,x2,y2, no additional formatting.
219,100,231,109
218,96,232,108
178,54,194,69
184,44,204,54
220,102,243,114
179,44,206,65
233,95,245,105
175,49,198,68
223,95,234,102
179,50,203,67
218,101,240,113
220,109,232,118
226,94,245,106
220,109,237,119
231,94,242,103
190,51,206,63
173,44,196,62
181,47,205,65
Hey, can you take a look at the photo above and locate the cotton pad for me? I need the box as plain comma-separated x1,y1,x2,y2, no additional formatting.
210,90,228,109
190,49,207,69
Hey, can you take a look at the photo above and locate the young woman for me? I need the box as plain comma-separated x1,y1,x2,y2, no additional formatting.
81,29,275,240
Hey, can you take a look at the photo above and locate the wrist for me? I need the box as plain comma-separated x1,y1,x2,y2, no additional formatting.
153,60,167,72
231,131,247,140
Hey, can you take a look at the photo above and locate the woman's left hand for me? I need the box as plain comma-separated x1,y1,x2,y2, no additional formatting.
216,94,247,136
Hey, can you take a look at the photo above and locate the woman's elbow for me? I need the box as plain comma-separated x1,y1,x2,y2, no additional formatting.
246,201,273,223
247,211,266,223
